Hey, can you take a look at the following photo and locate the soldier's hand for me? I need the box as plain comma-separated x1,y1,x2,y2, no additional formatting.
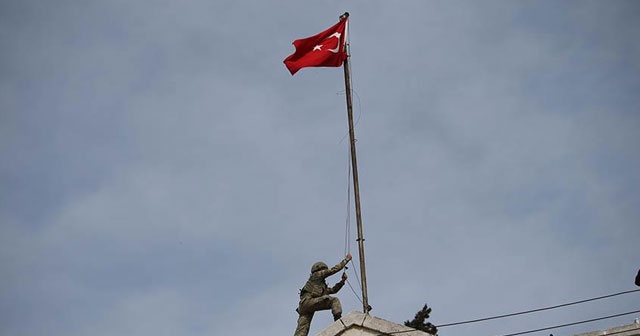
342,272,348,281
346,253,352,261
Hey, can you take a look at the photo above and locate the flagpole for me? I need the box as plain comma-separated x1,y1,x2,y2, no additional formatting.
340,12,371,314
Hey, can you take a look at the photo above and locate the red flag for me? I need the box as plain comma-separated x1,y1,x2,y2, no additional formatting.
284,19,348,75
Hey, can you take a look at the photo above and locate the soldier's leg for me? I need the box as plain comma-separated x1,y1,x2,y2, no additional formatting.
301,295,333,313
294,312,314,336
301,295,342,321
329,296,342,317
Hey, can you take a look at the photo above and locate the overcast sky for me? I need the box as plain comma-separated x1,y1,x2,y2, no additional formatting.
1,1,639,336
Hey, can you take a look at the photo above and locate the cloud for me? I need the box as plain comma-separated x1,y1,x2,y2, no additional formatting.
1,1,639,336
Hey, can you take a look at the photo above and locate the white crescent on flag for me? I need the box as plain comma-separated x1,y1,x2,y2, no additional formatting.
312,32,342,54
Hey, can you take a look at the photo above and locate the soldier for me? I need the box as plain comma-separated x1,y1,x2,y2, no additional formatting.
294,253,352,336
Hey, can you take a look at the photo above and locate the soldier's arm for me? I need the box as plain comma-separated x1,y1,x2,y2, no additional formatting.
328,279,345,294
319,254,352,279
328,273,348,294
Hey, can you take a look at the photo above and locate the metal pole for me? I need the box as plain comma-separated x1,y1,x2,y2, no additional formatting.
340,12,371,313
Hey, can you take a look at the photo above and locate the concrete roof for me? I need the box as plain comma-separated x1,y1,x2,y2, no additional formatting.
572,319,640,336
316,311,434,336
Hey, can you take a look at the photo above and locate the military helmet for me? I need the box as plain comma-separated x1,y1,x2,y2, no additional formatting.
311,261,328,273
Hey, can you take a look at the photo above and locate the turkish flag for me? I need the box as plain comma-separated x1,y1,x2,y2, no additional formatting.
284,19,348,75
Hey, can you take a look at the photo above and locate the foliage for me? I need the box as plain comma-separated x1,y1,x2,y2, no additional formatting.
404,303,438,335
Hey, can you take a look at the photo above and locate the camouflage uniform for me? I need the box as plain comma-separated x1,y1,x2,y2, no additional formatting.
294,257,349,336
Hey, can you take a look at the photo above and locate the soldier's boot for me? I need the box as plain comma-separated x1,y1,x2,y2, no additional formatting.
333,313,341,321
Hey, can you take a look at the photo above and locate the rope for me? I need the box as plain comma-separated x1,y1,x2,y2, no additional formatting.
344,147,352,256
337,89,363,145
343,147,366,304
346,278,364,305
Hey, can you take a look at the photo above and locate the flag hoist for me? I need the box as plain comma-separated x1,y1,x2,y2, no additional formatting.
284,13,372,315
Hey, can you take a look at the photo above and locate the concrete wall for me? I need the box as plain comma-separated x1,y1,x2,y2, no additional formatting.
573,319,640,336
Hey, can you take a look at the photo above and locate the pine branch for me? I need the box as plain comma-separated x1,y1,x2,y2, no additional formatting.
404,303,438,335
